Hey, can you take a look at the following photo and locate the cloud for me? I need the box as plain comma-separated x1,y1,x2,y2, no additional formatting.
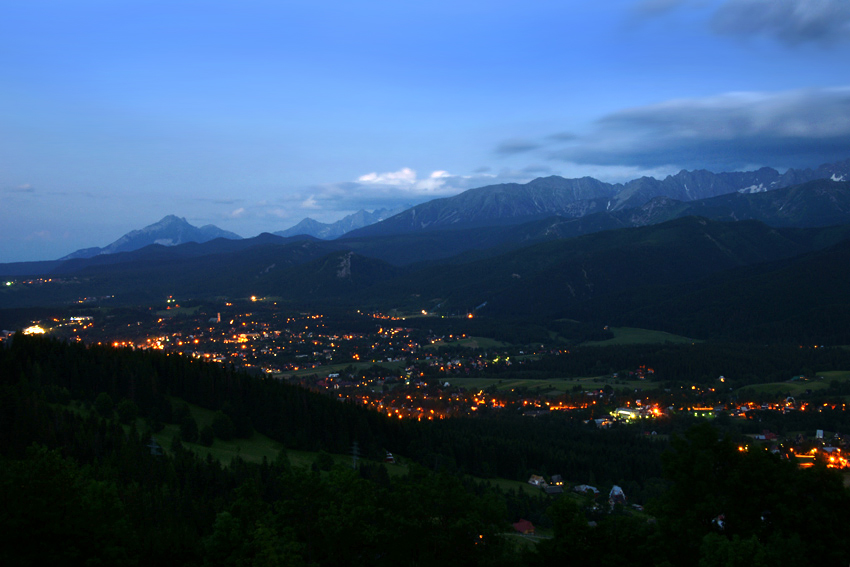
301,196,319,209
521,164,553,174
195,196,244,205
545,86,850,171
494,139,542,156
546,132,578,142
358,167,417,185
633,0,850,46
356,167,474,195
711,0,850,45
262,167,504,223
229,207,246,218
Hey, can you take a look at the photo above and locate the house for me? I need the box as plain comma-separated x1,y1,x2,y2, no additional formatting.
513,519,535,535
544,485,564,495
550,474,564,486
528,475,546,487
573,484,600,495
609,485,626,506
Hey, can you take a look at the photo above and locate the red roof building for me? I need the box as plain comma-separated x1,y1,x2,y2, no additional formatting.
513,519,535,535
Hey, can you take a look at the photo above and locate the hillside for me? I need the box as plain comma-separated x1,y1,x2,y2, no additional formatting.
365,217,837,316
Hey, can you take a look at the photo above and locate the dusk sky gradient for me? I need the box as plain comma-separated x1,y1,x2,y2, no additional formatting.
2,0,850,262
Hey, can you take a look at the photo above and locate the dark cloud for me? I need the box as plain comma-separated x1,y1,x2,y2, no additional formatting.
634,0,850,46
521,164,553,174
714,0,850,45
546,132,578,142
550,87,850,171
494,139,542,155
193,197,245,205
712,0,850,45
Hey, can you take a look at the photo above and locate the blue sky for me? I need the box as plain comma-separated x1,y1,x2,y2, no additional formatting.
2,0,850,262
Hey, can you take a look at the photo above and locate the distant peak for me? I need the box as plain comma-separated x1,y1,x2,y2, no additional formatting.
157,215,188,224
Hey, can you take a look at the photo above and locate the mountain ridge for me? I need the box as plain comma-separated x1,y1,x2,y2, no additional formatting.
275,206,409,239
60,215,242,260
344,158,850,238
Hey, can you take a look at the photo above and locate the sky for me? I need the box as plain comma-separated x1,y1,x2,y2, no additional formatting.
2,0,850,262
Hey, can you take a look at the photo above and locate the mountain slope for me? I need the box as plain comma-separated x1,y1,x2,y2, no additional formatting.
611,237,850,343
362,217,850,319
346,176,617,237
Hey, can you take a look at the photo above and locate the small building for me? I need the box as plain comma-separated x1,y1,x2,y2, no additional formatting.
609,485,626,506
573,484,600,495
513,519,535,535
528,474,546,487
614,407,640,420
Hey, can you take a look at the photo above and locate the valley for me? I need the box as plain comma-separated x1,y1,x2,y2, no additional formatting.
4,162,850,566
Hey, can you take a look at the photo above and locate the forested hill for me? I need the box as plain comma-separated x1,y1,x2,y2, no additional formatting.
3,335,850,566
0,334,666,482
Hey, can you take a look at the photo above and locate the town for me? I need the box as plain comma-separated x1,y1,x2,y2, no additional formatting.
4,294,848,473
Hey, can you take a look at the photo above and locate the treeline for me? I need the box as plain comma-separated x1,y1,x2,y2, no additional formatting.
530,423,850,567
399,416,666,496
514,343,850,385
0,390,514,566
0,334,668,491
1,334,398,459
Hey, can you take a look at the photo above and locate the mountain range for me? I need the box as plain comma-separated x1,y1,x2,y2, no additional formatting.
4,157,850,343
26,157,850,267
346,158,850,238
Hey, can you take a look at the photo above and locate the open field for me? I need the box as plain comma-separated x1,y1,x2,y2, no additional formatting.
151,397,411,475
736,370,850,397
156,425,411,476
155,305,202,317
425,336,509,350
446,376,650,394
583,327,698,346
819,370,850,382
737,381,829,397
280,360,408,378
